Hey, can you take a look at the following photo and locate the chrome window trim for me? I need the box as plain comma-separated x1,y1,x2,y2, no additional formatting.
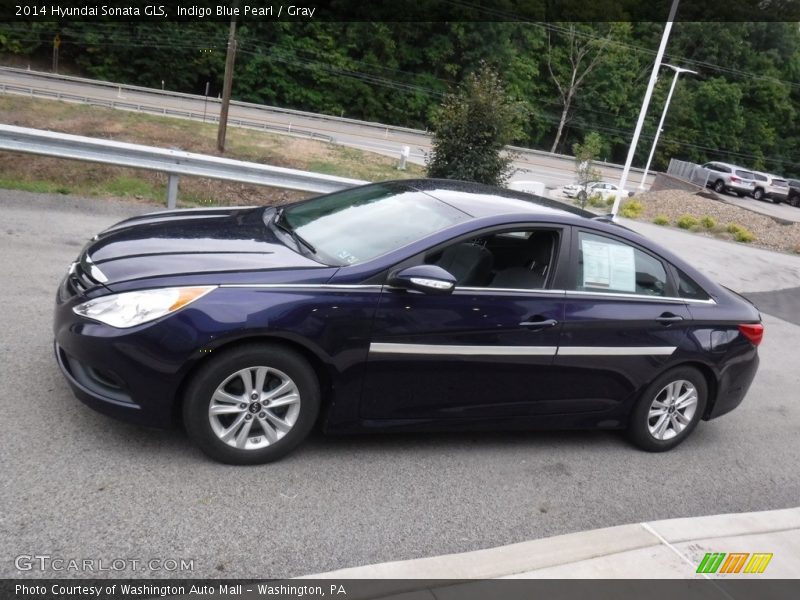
220,284,384,290
566,290,716,305
370,343,558,356
218,284,715,304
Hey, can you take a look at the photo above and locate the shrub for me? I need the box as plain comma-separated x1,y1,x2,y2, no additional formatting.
726,223,755,243
677,215,699,229
618,198,643,219
588,193,606,207
427,64,527,186
653,215,669,226
700,216,716,229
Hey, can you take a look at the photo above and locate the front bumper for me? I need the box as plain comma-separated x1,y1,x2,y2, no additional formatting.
53,289,212,428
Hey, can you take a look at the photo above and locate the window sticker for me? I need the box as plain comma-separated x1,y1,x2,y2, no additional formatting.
581,238,636,292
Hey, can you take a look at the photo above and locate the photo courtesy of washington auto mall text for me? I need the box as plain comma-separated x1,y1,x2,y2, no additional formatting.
12,582,347,598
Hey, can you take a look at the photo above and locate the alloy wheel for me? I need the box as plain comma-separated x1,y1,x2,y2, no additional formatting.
647,379,698,441
208,366,301,450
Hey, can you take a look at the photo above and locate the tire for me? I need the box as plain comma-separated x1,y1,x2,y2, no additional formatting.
577,190,588,204
627,366,708,452
183,343,320,465
753,188,764,201
713,180,725,193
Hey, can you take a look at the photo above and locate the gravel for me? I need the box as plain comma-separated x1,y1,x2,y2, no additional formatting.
625,190,800,254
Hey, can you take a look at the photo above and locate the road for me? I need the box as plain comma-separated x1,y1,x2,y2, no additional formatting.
0,66,654,189
1,190,799,579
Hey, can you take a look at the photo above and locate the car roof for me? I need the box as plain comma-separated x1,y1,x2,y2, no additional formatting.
402,178,592,219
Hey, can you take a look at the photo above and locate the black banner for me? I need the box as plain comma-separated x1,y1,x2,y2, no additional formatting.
2,579,800,600
3,0,800,23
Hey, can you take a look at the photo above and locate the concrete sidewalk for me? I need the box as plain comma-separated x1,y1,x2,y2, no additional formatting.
301,507,800,579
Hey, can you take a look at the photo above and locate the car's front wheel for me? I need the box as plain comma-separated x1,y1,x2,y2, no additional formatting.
713,180,725,193
627,366,708,452
183,343,320,464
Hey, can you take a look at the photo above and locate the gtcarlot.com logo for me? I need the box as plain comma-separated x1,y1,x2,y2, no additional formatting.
696,552,773,574
14,554,195,573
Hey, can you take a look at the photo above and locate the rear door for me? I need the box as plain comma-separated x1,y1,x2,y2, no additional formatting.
552,229,693,417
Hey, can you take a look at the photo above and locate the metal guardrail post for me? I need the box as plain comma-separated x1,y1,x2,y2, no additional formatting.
167,174,179,208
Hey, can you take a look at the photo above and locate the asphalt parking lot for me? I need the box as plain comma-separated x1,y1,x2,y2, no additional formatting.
1,190,799,579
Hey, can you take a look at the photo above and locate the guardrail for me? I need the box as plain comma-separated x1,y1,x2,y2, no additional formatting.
0,124,367,208
0,81,335,143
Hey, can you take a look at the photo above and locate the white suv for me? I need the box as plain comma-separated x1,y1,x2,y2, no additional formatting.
702,162,756,197
751,172,788,204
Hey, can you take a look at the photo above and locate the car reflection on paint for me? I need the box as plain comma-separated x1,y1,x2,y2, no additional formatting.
54,179,763,464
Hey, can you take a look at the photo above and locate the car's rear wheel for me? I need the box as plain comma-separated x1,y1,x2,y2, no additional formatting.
627,366,708,452
753,188,764,201
183,343,320,464
713,180,725,193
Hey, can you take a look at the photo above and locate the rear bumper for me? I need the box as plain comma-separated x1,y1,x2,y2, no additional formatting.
706,351,760,420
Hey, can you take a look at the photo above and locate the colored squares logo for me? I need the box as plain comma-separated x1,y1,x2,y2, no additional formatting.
697,552,773,574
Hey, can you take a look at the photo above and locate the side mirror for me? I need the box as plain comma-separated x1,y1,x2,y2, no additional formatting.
387,265,456,295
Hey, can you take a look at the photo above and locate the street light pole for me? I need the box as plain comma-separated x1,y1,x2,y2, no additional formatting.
612,0,680,218
638,64,698,189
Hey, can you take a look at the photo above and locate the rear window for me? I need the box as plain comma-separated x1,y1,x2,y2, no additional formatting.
736,170,755,179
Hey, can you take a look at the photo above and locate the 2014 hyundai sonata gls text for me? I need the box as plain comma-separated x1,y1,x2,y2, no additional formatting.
54,179,763,464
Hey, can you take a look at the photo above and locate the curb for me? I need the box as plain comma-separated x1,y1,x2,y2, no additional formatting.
299,507,800,580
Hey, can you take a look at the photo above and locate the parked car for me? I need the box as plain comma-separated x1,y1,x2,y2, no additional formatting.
751,172,788,203
54,180,763,464
564,181,631,201
701,162,756,197
787,180,800,207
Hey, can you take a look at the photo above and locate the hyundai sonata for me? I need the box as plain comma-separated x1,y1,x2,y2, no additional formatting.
54,180,763,464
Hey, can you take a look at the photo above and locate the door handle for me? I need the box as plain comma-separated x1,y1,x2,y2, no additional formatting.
656,313,684,324
519,318,559,328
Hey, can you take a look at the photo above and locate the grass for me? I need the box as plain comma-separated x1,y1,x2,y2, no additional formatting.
0,95,425,207
619,198,643,219
726,223,756,243
677,215,699,230
653,215,669,226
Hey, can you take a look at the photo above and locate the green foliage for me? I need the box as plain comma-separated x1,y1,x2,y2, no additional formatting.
700,216,717,229
726,223,755,242
4,21,800,176
619,198,643,218
653,215,670,226
426,65,527,185
677,215,700,229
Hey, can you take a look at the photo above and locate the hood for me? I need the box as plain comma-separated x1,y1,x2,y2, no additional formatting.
83,207,324,285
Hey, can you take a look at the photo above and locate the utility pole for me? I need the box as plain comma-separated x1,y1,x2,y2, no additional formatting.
52,34,60,74
612,0,680,218
217,11,238,153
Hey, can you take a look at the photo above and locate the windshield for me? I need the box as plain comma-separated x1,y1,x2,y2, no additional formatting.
273,183,469,265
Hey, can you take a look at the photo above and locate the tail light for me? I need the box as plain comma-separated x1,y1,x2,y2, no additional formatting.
738,323,764,346
730,176,740,183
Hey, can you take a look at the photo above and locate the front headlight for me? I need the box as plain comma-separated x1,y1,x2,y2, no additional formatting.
73,286,216,328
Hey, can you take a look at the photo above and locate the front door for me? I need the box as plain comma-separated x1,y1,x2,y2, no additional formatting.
360,227,570,421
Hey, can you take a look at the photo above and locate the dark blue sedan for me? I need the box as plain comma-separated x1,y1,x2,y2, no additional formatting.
54,180,763,464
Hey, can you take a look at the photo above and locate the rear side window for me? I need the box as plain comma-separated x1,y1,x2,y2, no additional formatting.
754,173,768,182
574,232,668,297
773,179,788,187
736,170,754,179
675,268,711,301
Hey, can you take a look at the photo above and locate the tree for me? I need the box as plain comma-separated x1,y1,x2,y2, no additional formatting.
572,131,603,208
426,64,527,186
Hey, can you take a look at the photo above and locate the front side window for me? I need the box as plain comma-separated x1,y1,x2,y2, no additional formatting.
575,232,668,297
423,229,559,290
